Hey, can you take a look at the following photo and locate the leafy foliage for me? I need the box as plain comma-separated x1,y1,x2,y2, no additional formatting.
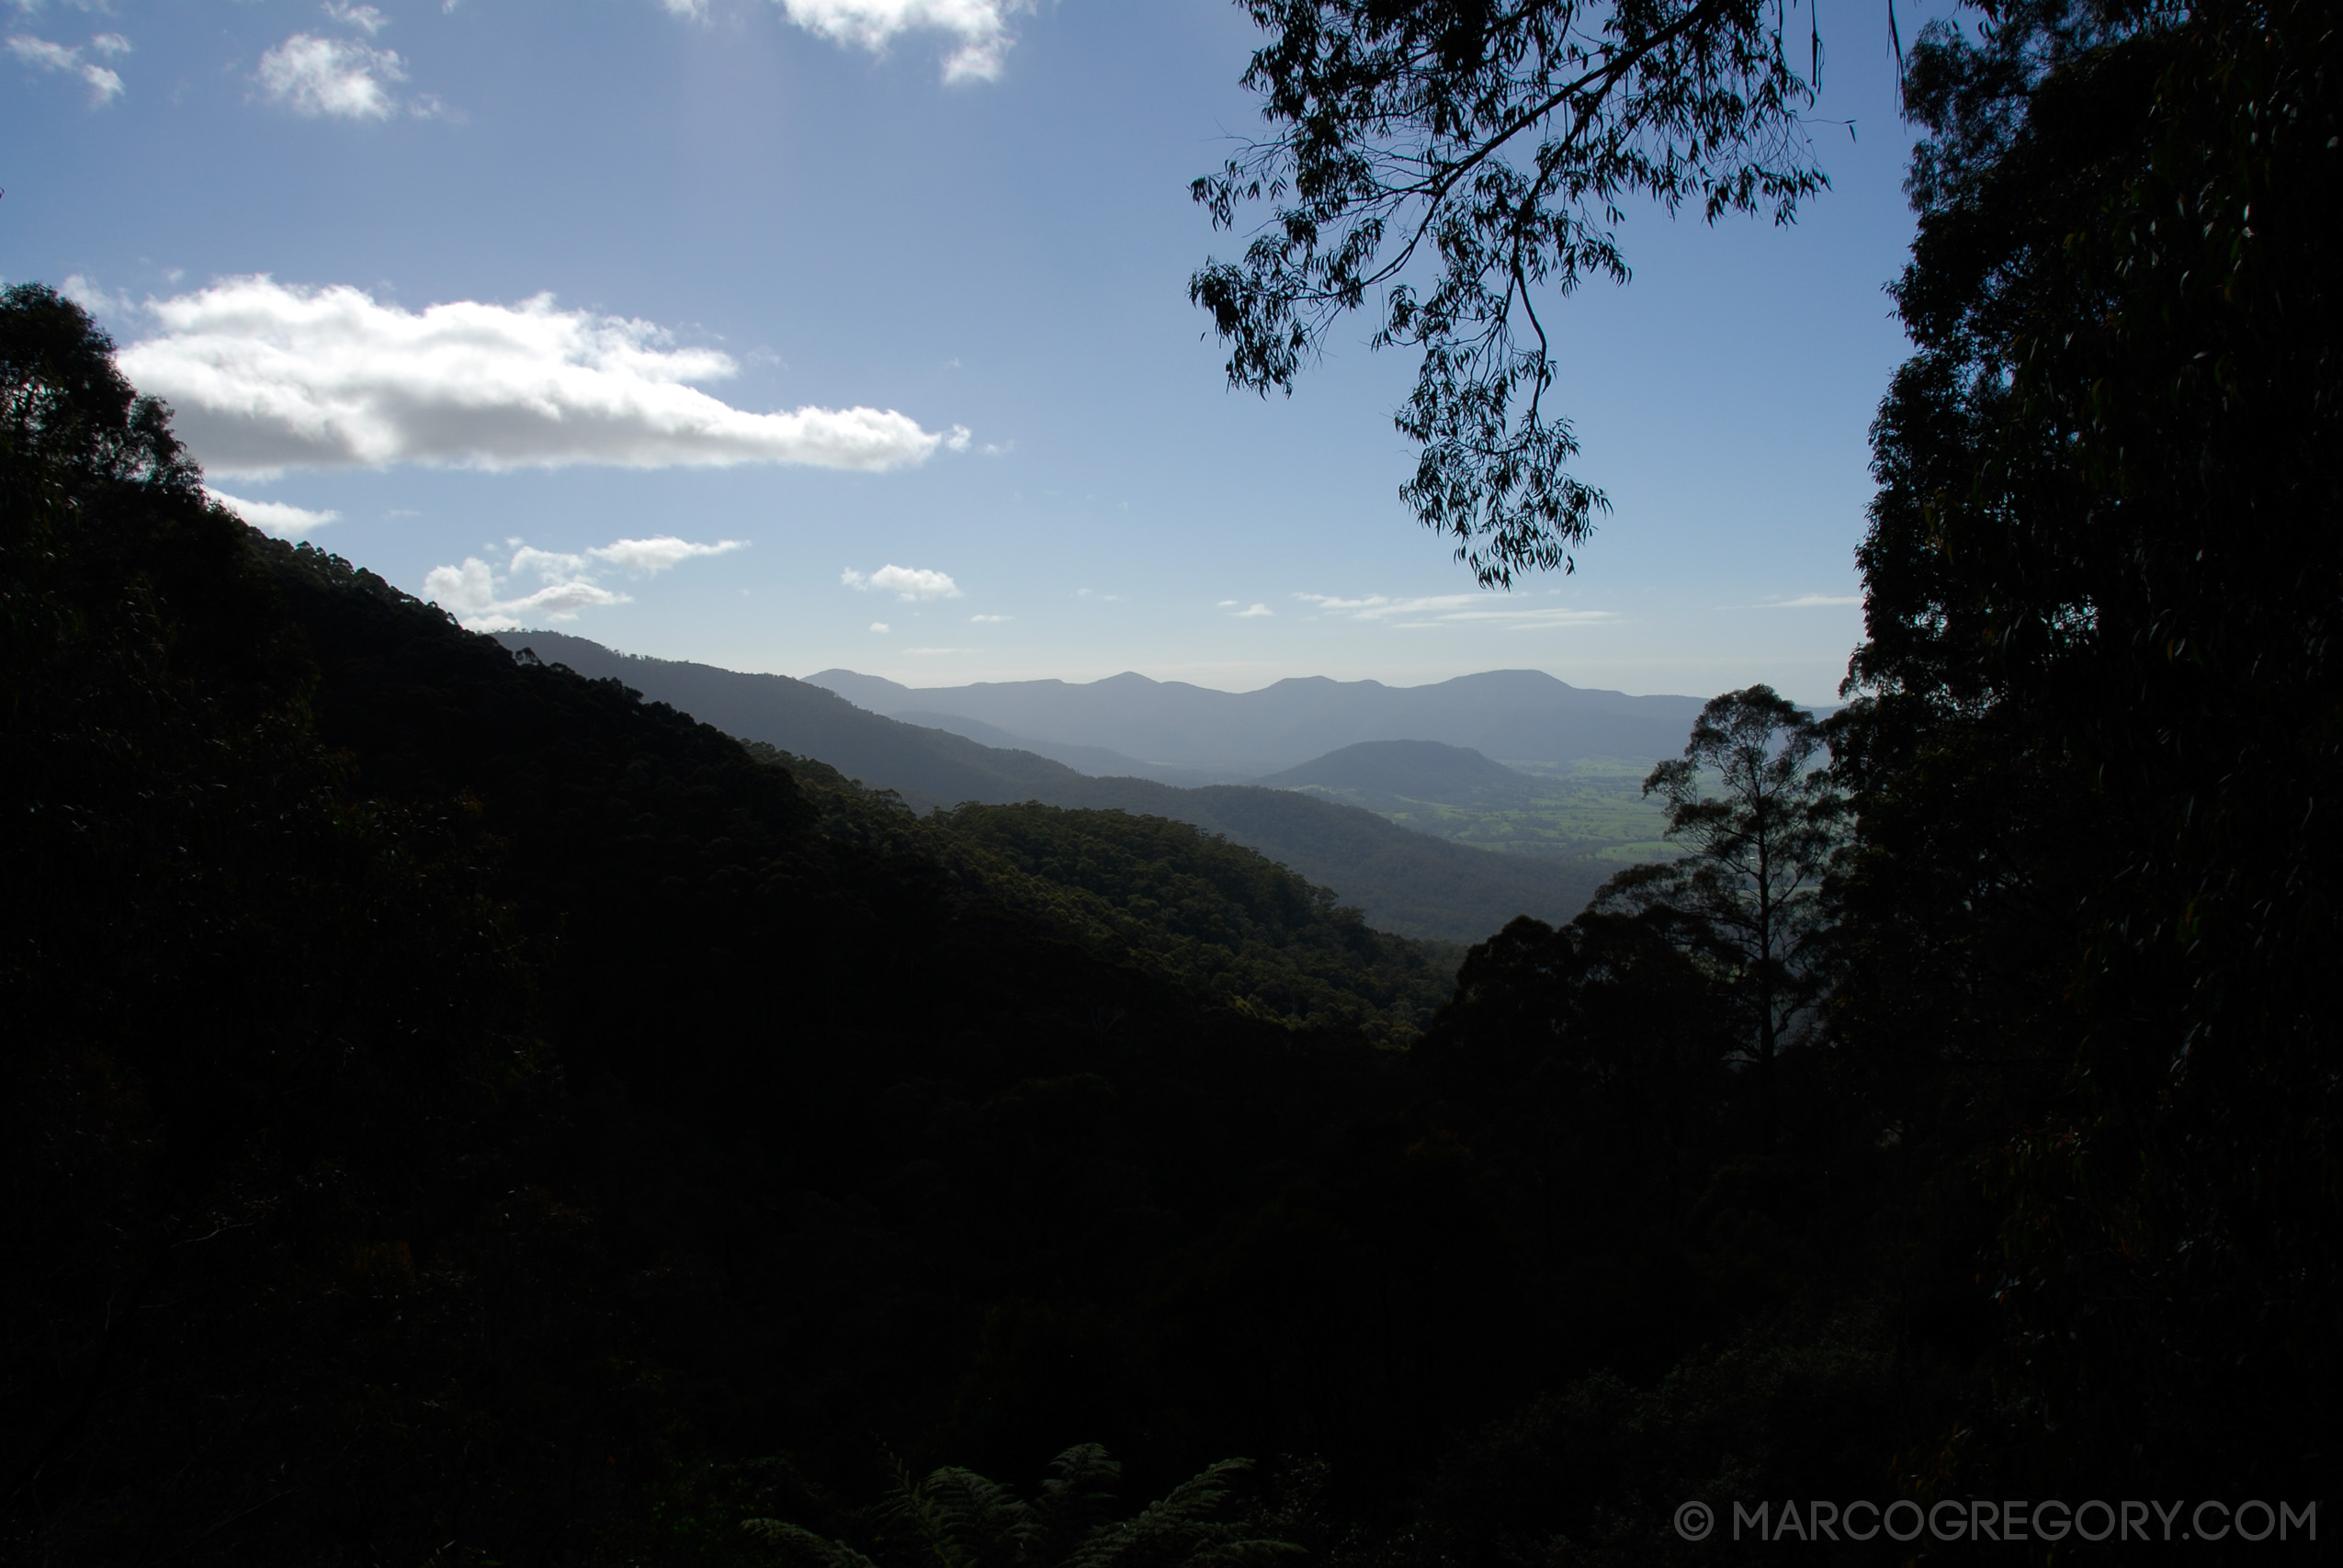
1193,0,1828,581
932,802,1458,1042
746,1446,1296,1568
1832,0,2341,1495
1602,685,1845,1128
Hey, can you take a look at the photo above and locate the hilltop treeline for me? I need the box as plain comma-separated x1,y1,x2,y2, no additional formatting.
6,0,2339,1557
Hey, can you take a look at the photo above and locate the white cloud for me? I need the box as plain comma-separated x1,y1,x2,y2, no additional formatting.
424,557,628,633
842,564,961,600
1295,592,1615,631
1232,603,1273,618
590,536,747,574
59,271,131,318
968,613,1011,623
115,277,953,478
869,621,890,633
903,646,964,655
1764,593,1862,608
421,535,742,631
322,2,390,35
206,487,339,538
775,0,1027,82
659,0,708,17
8,32,124,103
508,545,588,578
255,33,410,119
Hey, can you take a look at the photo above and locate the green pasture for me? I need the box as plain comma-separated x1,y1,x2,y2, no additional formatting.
1285,757,1681,864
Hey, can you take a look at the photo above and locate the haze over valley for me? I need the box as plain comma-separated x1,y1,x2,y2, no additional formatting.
496,630,1684,940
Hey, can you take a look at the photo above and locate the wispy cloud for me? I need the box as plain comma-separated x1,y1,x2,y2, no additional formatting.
969,613,1012,623
255,34,428,119
775,0,1029,82
591,536,746,574
1294,592,1615,631
423,534,741,631
321,1,389,35
843,564,961,600
116,277,953,478
7,31,124,104
1231,603,1273,618
1760,593,1862,608
869,621,890,633
207,488,338,538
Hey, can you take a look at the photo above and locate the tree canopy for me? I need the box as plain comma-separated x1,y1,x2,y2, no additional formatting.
1602,684,1843,1129
1831,0,2340,1484
1192,0,1829,582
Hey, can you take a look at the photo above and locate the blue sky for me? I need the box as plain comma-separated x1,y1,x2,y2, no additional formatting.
5,0,1930,706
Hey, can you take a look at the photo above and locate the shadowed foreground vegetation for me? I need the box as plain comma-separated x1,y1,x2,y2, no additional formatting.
6,0,2341,1555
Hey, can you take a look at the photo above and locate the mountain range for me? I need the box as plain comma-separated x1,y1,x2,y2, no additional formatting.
804,667,1708,776
493,632,1624,941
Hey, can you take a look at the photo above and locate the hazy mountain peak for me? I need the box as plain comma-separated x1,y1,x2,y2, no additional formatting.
1259,740,1536,804
800,665,1705,773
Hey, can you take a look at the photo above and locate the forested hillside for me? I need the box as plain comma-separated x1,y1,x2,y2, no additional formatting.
0,283,1952,1566
2,283,1467,1560
495,630,1611,942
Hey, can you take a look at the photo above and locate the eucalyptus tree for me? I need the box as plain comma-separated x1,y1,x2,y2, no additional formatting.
1192,0,1833,583
1831,0,2342,1473
1602,685,1844,1130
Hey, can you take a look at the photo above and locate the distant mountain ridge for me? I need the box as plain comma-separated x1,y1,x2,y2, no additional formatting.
805,666,1707,773
890,709,1233,786
493,631,1614,942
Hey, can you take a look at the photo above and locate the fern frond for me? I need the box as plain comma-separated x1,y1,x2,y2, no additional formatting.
1033,1443,1122,1550
877,1461,1032,1568
1064,1459,1264,1568
741,1518,884,1568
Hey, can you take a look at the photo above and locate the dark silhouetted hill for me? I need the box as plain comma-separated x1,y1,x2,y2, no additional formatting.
496,631,1610,942
1033,776,1609,943
493,629,1079,812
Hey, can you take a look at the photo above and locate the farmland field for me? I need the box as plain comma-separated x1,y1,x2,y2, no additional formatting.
1281,757,1679,865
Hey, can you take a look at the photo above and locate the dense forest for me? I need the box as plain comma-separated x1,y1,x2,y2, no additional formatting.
5,0,2337,1561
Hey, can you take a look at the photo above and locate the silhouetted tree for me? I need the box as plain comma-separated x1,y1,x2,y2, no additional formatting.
1193,0,1831,581
1602,685,1843,1133
1832,0,2341,1494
